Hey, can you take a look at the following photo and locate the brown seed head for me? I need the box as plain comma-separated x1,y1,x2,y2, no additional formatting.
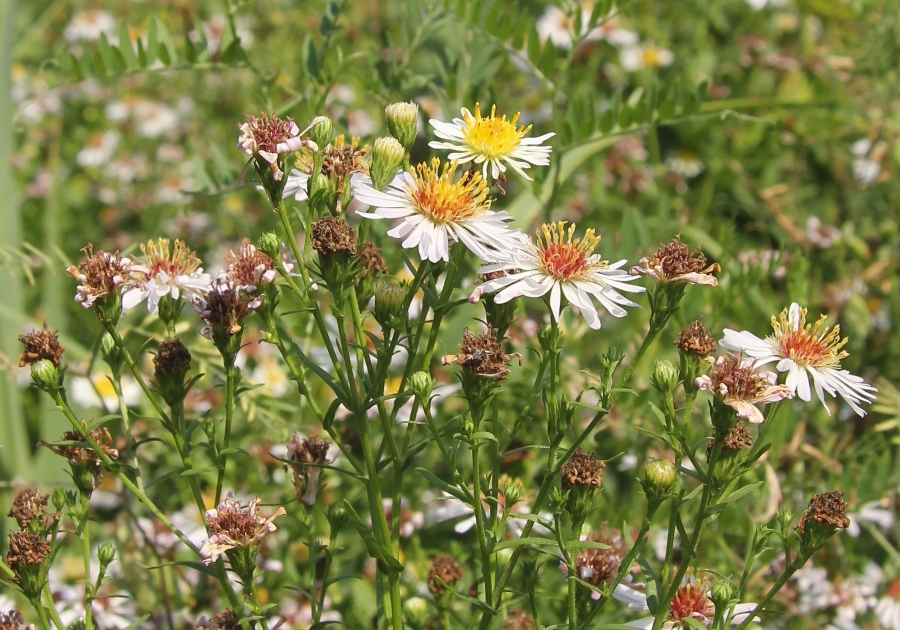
321,140,368,180
561,448,605,489
196,610,247,630
675,318,717,357
8,489,50,530
442,326,521,378
154,339,192,377
635,236,721,285
502,609,536,630
42,427,119,469
357,242,388,276
66,244,138,307
19,323,65,367
428,555,463,594
795,491,851,536
312,216,357,257
6,531,50,570
575,528,629,589
195,278,263,336
286,433,331,466
723,422,753,451
241,112,297,155
225,239,277,291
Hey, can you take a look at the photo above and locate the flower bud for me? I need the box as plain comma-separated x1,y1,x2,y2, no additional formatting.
408,371,435,402
327,502,349,534
307,171,337,214
257,231,282,262
710,578,737,610
97,543,116,568
777,508,795,536
650,359,680,394
30,359,62,396
308,116,335,151
404,596,430,627
642,458,678,514
100,332,125,374
385,101,419,149
374,279,407,330
51,487,67,512
154,339,193,407
369,136,405,190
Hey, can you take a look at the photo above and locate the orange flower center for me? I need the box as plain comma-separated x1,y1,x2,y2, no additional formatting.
668,581,714,625
462,104,529,159
534,221,604,281
772,306,847,369
408,158,491,224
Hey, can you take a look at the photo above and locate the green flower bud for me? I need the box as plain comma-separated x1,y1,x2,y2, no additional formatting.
710,578,738,610
100,332,125,374
777,508,795,537
373,279,407,330
650,359,680,394
327,502,349,534
369,136,406,190
307,171,337,214
408,371,435,402
308,116,335,150
97,543,116,568
51,487,67,512
642,458,678,514
30,359,62,395
502,478,524,507
385,101,419,149
258,231,282,262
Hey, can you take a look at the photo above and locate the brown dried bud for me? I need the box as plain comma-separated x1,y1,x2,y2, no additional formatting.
8,489,49,530
428,555,463,594
6,531,50,570
196,610,248,630
795,491,851,536
18,324,65,367
442,326,522,379
503,609,536,630
561,448,605,489
356,242,388,276
321,141,368,181
632,236,721,285
154,339,192,377
41,427,119,494
574,528,629,589
312,216,357,257
285,433,331,506
723,421,753,451
675,317,717,357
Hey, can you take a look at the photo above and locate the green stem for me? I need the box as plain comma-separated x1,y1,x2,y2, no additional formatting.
470,410,493,607
111,373,143,492
42,585,66,630
80,494,94,630
733,563,797,630
30,599,51,630
101,324,170,424
215,360,238,505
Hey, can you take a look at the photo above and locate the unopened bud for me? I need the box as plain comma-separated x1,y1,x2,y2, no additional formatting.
97,543,116,567
642,458,678,514
257,231,281,262
100,332,124,374
328,502,348,534
777,508,795,536
374,279,407,330
307,171,337,213
408,371,435,401
710,578,737,610
30,359,62,395
51,487,67,512
385,101,419,149
369,136,405,190
650,359,679,394
308,116,335,150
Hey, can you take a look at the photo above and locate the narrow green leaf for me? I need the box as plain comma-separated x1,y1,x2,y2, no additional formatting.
118,23,136,68
416,468,469,502
180,465,218,477
493,537,557,552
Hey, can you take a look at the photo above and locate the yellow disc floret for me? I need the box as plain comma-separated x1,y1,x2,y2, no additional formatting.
462,104,530,159
407,158,492,224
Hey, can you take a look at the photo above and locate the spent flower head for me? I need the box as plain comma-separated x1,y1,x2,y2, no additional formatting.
696,355,793,425
237,112,321,182
429,103,554,181
352,158,525,263
41,427,119,495
200,492,287,569
18,324,65,368
795,491,851,550
285,433,332,506
66,244,140,320
193,276,264,360
125,238,212,316
675,318,717,357
475,222,645,329
8,489,51,533
720,303,877,416
428,555,464,594
6,531,51,598
573,528,629,596
631,236,721,286
442,326,522,380
224,239,279,293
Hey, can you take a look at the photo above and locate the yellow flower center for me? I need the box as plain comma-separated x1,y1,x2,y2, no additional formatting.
643,48,662,67
141,238,201,278
534,221,605,281
462,104,530,159
772,306,848,369
407,158,492,224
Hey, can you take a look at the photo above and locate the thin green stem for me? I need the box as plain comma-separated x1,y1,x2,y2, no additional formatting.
30,599,51,630
42,585,65,630
470,413,493,607
101,324,170,424
80,494,94,630
215,360,238,505
111,373,144,492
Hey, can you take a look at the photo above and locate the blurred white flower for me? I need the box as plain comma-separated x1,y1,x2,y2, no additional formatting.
69,374,142,412
64,10,117,44
537,3,637,50
134,101,179,138
620,44,674,71
665,151,705,178
76,130,120,168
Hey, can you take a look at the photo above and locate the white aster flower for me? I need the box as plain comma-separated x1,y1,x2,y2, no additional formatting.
76,130,120,168
133,100,179,138
123,238,211,314
429,104,554,181
351,159,526,263
64,10,117,44
876,580,900,630
620,44,675,71
626,574,759,628
720,303,877,416
474,221,645,330
537,4,638,50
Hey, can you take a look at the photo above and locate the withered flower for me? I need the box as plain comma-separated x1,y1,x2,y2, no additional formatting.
66,244,140,319
224,239,279,293
562,448,605,489
574,528,630,594
311,216,358,257
196,610,247,630
795,491,851,536
193,277,264,358
154,339,193,406
722,422,753,451
428,555,463,594
442,326,522,380
356,242,388,276
631,236,721,286
285,433,331,506
41,427,118,494
18,324,65,367
8,488,50,532
237,113,321,182
503,609,536,630
200,492,286,572
696,356,793,424
0,611,28,630
6,531,50,597
675,318,717,358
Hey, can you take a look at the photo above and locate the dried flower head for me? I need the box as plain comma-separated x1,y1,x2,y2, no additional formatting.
66,244,139,312
311,216,358,257
194,277,264,340
125,238,211,314
562,448,605,489
502,609,536,630
723,421,753,451
8,489,50,530
224,239,278,292
6,530,50,573
442,326,522,379
696,355,793,424
200,492,287,566
356,242,388,276
795,491,851,536
574,528,629,592
675,318,717,357
428,555,464,594
41,427,119,493
237,112,321,181
321,138,368,181
631,236,721,285
285,433,332,506
154,339,192,377
196,611,246,630
18,324,65,367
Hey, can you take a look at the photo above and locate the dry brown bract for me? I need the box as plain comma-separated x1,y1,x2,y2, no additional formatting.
196,611,248,630
8,489,50,530
285,433,331,506
66,244,138,308
441,326,522,379
18,324,65,367
311,216,358,257
428,555,463,594
154,339,192,377
562,448,605,488
200,493,286,565
795,491,851,536
6,531,50,570
675,317,718,357
696,356,793,424
356,242,388,276
632,236,721,285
